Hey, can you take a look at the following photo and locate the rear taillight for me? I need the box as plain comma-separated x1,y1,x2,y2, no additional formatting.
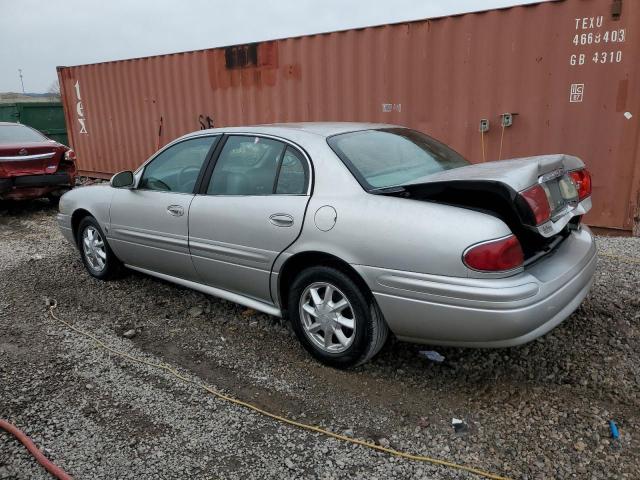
521,184,551,225
569,168,591,201
463,235,524,272
64,149,76,161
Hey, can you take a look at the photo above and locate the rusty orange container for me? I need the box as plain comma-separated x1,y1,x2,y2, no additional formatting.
58,0,640,233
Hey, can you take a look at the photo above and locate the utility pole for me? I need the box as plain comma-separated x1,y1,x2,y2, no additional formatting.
18,69,25,93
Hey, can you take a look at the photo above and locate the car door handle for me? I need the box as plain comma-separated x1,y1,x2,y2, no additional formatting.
269,213,294,227
166,205,184,217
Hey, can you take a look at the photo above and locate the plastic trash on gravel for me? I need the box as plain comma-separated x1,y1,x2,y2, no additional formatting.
452,418,469,434
418,350,445,362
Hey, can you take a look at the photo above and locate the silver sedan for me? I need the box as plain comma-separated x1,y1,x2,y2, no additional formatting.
57,123,596,367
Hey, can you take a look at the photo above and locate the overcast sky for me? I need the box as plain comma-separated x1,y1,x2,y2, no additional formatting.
1,0,548,92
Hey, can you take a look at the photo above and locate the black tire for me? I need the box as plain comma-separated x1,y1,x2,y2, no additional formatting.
76,216,122,280
288,266,388,368
47,194,61,206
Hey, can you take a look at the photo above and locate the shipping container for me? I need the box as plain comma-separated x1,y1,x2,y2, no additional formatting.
0,102,69,145
58,0,640,233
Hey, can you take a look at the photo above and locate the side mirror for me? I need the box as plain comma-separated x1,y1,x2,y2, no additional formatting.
110,170,135,188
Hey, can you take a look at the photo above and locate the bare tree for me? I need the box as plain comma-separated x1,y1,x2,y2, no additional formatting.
47,79,61,99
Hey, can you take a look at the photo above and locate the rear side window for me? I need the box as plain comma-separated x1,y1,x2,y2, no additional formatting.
275,147,308,194
207,136,309,196
140,136,218,193
207,136,284,195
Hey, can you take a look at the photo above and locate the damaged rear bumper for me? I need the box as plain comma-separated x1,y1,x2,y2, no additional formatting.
354,226,597,348
0,173,74,199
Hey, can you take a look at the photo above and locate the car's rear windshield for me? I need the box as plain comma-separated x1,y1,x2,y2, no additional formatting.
0,124,47,144
327,128,470,190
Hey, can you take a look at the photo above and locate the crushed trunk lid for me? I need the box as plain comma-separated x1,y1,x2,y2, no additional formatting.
407,154,582,191
402,154,590,238
372,154,592,262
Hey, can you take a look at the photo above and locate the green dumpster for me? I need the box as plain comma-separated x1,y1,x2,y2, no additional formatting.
0,102,68,146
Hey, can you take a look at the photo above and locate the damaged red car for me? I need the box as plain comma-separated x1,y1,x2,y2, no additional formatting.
0,122,77,204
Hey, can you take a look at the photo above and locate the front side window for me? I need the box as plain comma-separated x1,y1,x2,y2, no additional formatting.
327,128,470,190
139,136,218,193
207,136,285,195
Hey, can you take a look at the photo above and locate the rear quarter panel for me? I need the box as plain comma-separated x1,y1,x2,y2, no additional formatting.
275,139,513,279
289,193,512,278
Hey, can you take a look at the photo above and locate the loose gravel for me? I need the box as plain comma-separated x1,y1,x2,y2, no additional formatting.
1,200,638,479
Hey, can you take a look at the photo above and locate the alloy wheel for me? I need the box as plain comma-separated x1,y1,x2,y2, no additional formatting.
299,282,356,353
82,225,107,273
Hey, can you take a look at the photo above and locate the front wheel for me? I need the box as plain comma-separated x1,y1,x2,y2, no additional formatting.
76,216,121,280
288,266,388,368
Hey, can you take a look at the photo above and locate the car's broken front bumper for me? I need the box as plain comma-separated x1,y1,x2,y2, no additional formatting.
354,226,597,347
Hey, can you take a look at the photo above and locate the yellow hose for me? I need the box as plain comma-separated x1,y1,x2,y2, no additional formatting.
47,301,511,480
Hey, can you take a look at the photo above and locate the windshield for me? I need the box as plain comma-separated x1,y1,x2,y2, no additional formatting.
0,124,48,144
327,128,470,190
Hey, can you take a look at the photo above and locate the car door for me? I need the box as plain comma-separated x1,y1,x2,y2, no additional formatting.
108,135,219,280
188,134,311,303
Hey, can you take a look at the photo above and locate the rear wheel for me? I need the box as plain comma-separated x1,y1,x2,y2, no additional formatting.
288,266,388,368
76,216,121,280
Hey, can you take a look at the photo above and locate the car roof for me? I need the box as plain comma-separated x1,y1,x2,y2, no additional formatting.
259,122,400,136
184,122,403,140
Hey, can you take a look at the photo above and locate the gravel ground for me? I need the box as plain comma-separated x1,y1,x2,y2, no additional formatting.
0,200,638,479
